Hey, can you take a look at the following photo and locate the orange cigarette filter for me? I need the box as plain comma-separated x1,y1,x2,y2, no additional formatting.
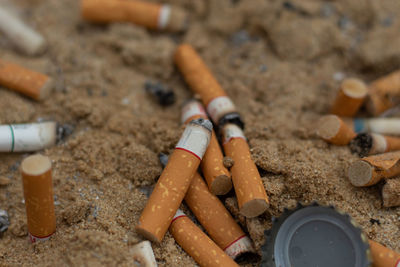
169,211,239,267
316,115,356,145
21,154,56,243
185,172,254,258
369,240,400,267
222,123,269,218
331,78,368,117
348,151,400,187
136,119,212,243
174,44,238,125
81,0,187,32
0,59,53,101
182,100,232,195
367,70,400,116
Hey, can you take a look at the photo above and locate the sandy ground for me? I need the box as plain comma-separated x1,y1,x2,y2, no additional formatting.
1,0,400,266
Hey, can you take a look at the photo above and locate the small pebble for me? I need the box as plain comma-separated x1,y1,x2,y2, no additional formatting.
144,81,175,106
223,156,234,168
0,176,11,186
0,210,10,233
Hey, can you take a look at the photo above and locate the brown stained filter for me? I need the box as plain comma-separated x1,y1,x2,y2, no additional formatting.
222,124,269,218
382,178,400,208
169,215,239,267
316,115,356,145
0,59,53,101
184,172,249,254
367,70,400,116
331,78,368,117
21,154,55,242
348,151,400,187
369,240,400,267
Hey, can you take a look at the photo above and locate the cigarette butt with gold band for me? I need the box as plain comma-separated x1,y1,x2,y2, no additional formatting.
366,70,400,116
382,178,400,208
174,44,243,128
0,59,54,101
182,100,232,195
136,119,212,243
81,0,188,32
169,210,239,267
330,78,368,117
369,240,400,267
316,115,356,145
21,154,56,242
351,118,400,136
222,123,269,218
350,133,400,157
348,151,400,187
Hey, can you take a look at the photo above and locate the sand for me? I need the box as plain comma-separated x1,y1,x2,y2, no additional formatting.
1,0,400,266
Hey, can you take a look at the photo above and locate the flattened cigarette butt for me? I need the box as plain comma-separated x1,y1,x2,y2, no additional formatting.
136,119,212,243
0,122,57,152
169,210,239,267
222,123,269,218
131,241,157,267
369,240,400,267
382,178,400,208
331,78,368,117
21,154,56,242
0,59,54,101
316,115,356,145
0,6,46,56
367,70,400,116
348,151,400,187
353,118,400,136
175,44,242,127
350,133,400,157
182,100,232,195
81,0,188,32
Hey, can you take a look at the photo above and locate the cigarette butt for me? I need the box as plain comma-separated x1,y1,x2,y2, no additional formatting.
185,172,254,259
382,178,400,208
353,118,400,136
369,240,400,267
348,151,400,187
0,59,54,101
174,44,240,126
21,154,56,242
81,0,187,32
182,100,232,195
316,115,356,145
367,70,400,116
0,6,46,56
350,133,400,157
222,123,269,218
131,241,157,267
136,119,212,243
169,210,239,267
0,122,57,152
331,78,368,117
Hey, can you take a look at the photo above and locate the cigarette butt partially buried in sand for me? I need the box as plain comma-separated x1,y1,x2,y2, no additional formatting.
350,133,400,157
182,100,232,195
348,151,400,187
316,115,356,145
136,119,212,243
352,118,400,136
0,59,54,101
330,78,368,117
131,241,157,267
169,210,239,267
174,44,243,128
367,70,400,116
222,123,269,218
382,178,400,208
0,122,57,152
21,154,56,243
0,6,46,56
369,240,400,267
81,0,188,32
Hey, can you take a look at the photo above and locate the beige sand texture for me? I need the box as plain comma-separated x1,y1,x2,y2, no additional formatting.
1,0,400,266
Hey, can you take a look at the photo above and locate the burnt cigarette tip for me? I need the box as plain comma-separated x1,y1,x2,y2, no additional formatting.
190,118,213,132
349,133,373,157
21,154,51,176
348,160,373,187
219,112,244,130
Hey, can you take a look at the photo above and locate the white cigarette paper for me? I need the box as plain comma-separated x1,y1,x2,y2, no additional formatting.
131,241,158,267
355,118,400,135
0,122,56,152
0,6,46,56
